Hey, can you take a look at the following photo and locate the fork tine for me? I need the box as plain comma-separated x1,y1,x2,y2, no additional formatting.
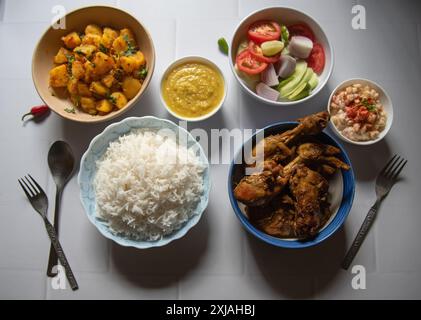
18,179,33,198
379,154,397,176
24,175,39,194
392,159,407,181
21,177,36,196
385,156,403,179
27,174,45,196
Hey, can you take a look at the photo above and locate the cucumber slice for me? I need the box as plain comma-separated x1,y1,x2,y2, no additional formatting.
308,72,319,90
290,84,311,101
279,61,307,97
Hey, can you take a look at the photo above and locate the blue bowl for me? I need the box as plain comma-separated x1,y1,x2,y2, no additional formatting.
78,116,211,249
228,122,355,249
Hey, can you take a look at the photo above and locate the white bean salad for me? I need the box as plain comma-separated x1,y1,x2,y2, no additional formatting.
330,83,387,142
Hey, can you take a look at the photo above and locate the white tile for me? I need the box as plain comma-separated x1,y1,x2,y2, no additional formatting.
109,19,177,120
110,166,244,277
0,23,48,79
3,0,117,22
179,274,314,299
46,271,177,299
0,141,52,270
118,0,238,20
239,0,357,21
358,0,421,24
0,269,46,299
175,18,241,150
315,271,421,299
242,187,377,278
48,177,110,273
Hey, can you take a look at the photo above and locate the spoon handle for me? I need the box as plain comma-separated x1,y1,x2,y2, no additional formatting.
46,187,62,277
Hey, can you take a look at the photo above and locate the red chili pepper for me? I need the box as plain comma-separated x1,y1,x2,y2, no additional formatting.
21,105,50,121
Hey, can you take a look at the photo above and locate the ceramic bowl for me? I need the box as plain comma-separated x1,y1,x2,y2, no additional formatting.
229,6,334,106
78,116,210,249
32,5,155,123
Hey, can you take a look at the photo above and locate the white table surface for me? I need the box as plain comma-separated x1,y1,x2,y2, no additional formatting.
1,0,420,300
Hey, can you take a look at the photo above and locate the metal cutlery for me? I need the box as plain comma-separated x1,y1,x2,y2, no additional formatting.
18,174,78,290
342,154,407,270
46,141,75,277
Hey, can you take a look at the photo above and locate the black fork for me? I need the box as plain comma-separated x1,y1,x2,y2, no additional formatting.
342,155,407,270
18,174,78,290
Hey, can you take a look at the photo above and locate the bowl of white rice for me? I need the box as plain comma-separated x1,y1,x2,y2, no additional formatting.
78,116,210,249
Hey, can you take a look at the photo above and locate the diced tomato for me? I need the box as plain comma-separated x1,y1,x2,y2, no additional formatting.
345,106,358,119
287,23,315,42
307,43,325,74
248,41,280,63
248,20,281,44
236,49,268,75
356,107,369,122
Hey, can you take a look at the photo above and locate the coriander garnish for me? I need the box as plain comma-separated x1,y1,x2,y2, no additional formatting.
136,67,148,80
362,98,376,111
64,107,76,114
122,34,138,56
99,43,108,54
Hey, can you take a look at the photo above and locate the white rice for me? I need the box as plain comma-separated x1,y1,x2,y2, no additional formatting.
93,129,205,241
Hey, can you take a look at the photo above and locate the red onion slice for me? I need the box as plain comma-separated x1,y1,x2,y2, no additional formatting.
256,82,280,101
277,55,296,78
260,63,279,87
288,36,313,59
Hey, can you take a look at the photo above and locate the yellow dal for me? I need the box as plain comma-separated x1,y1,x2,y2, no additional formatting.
162,62,225,118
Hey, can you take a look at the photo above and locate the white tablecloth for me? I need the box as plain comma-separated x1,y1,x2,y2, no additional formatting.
0,0,420,299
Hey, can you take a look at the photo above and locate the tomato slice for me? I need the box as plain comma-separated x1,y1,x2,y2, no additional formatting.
307,43,325,74
236,50,268,75
248,20,281,44
248,41,280,64
288,23,315,42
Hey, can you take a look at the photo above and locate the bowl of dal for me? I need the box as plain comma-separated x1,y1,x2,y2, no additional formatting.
160,56,227,121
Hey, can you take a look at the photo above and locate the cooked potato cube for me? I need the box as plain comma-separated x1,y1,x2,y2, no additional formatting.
80,97,96,111
90,81,109,97
49,64,69,87
54,47,71,64
120,28,135,42
122,77,141,99
85,24,102,36
92,52,115,76
77,83,91,97
120,51,146,74
110,92,128,109
112,36,128,54
96,99,114,113
119,55,137,74
61,32,81,49
101,74,115,88
70,95,81,107
71,61,85,80
83,61,95,83
133,51,145,66
67,78,78,95
73,44,96,59
101,28,118,48
82,33,101,47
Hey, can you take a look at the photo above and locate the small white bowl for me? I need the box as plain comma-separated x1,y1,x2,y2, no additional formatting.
327,78,393,145
160,56,227,121
229,6,334,106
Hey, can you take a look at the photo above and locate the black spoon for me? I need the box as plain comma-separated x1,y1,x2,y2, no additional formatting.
46,141,75,277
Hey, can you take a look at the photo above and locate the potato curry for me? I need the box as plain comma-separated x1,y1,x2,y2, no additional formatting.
49,24,147,115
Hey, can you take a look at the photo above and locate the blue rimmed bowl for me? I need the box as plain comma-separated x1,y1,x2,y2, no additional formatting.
78,116,210,249
228,122,355,249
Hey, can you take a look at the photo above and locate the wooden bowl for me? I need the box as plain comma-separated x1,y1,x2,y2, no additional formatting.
32,6,155,123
